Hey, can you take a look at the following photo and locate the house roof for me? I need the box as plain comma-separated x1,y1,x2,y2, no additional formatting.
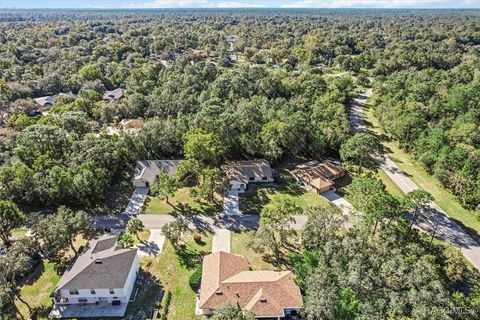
221,160,273,184
103,88,124,101
34,96,56,107
55,235,137,291
199,251,303,318
291,160,345,190
133,160,182,184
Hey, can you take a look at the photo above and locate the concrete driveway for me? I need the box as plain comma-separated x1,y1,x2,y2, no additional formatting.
223,190,241,215
124,187,149,215
350,89,480,271
137,229,166,257
212,229,231,253
321,190,354,216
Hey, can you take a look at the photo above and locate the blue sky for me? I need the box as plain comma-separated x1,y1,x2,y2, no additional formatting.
3,0,480,8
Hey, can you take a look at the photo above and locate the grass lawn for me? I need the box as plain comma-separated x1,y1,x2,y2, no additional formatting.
16,235,89,318
16,261,61,318
132,229,151,246
239,172,330,214
142,233,212,320
144,187,222,215
376,169,404,198
231,230,301,271
365,102,480,237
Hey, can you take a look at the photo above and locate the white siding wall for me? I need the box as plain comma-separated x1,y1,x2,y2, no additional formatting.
57,254,140,305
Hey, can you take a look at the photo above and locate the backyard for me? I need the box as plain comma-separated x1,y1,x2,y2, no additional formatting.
239,171,330,214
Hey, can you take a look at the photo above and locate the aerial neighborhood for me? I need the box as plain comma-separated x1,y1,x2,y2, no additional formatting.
1,7,480,320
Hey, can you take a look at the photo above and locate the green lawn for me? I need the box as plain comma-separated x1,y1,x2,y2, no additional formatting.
132,229,151,246
144,187,222,215
16,261,61,318
239,173,330,214
143,233,212,320
365,102,480,236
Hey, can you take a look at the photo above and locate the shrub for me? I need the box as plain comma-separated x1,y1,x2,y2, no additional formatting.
193,234,202,243
189,265,202,291
159,290,171,320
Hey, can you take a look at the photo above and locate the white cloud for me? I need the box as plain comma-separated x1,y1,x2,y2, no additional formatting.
281,0,479,8
122,0,210,7
217,2,267,7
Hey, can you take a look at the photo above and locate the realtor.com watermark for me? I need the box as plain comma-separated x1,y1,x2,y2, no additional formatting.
424,307,480,316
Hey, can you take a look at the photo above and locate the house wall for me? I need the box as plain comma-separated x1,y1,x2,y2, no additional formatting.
248,176,274,183
133,179,148,188
229,180,246,192
56,255,140,306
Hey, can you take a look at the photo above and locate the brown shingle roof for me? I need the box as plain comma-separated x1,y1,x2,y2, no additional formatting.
200,252,303,317
291,160,345,190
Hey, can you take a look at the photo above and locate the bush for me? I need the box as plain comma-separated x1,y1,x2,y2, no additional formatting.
193,234,202,243
159,290,171,320
189,265,202,291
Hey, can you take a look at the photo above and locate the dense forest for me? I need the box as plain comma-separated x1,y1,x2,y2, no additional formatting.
0,8,480,320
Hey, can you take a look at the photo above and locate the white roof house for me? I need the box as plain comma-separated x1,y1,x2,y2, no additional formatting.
50,235,139,318
132,160,182,188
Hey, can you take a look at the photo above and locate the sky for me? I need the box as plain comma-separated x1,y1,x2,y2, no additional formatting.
1,0,479,9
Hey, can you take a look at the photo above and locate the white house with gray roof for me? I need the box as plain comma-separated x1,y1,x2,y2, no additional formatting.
221,159,274,193
51,235,139,318
132,160,182,188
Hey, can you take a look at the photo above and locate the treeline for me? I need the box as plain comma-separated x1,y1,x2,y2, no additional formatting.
373,62,480,210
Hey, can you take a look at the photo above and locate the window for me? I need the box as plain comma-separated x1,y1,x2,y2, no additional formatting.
261,177,268,181
109,289,114,294
78,298,88,303
90,289,96,295
249,177,255,181
69,289,79,295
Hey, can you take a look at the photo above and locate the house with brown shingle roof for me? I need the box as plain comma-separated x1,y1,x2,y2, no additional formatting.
221,160,274,193
50,235,139,318
198,251,302,319
290,160,346,194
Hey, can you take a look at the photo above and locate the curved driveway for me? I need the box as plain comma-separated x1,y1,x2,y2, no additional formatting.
350,89,480,271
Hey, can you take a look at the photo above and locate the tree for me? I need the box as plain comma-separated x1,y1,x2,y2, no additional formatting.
126,218,145,242
151,171,180,205
212,303,255,320
302,204,345,251
161,219,189,249
255,195,302,262
191,167,227,205
184,128,225,166
117,233,134,249
340,133,383,173
31,206,89,261
0,200,25,247
403,189,434,231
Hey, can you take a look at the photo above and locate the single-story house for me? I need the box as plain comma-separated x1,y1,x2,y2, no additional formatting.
33,92,74,114
290,160,346,193
51,235,139,318
221,160,274,193
198,251,303,319
103,88,124,102
132,160,182,188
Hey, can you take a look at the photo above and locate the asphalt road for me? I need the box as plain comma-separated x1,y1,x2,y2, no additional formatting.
350,89,480,271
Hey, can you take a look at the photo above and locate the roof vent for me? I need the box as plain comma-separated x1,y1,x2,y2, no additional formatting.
215,291,223,295
95,259,103,264
260,298,267,303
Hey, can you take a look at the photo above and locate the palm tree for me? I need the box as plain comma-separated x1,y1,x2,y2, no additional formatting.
117,234,134,248
126,218,145,242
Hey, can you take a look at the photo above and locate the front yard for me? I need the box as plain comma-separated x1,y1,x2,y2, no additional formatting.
239,172,330,214
141,232,212,320
144,187,222,215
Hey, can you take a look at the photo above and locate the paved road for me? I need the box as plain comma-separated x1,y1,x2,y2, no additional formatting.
350,89,480,271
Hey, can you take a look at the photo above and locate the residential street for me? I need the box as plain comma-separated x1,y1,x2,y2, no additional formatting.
350,89,480,271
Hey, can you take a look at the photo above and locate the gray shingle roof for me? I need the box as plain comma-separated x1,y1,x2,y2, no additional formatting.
55,235,137,291
133,160,182,184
